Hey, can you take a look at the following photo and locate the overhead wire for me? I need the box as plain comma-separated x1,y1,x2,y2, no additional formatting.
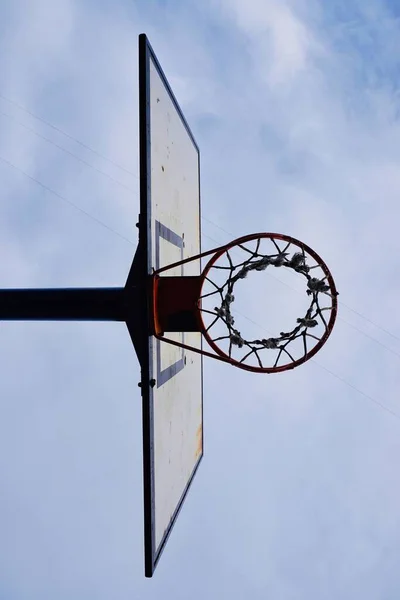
215,287,400,421
0,154,135,246
0,93,399,420
203,228,400,361
202,217,400,344
0,92,137,177
1,105,395,359
0,109,135,193
1,97,396,350
201,235,400,420
2,95,395,349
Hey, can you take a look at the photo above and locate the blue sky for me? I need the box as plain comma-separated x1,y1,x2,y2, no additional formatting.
1,0,400,597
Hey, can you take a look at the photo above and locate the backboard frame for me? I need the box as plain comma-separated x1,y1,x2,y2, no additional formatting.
130,33,203,578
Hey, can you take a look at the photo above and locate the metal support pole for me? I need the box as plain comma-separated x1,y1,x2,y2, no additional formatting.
0,287,137,321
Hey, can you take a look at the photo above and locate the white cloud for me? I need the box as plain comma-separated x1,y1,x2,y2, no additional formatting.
1,0,400,597
218,0,324,86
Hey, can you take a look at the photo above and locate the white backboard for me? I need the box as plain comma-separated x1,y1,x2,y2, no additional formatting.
138,34,203,577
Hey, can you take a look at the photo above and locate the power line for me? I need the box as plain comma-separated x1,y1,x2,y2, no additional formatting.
313,360,400,421
202,220,400,346
0,92,138,178
0,154,135,246
339,305,400,343
230,294,400,420
0,109,135,193
1,151,398,421
0,93,396,350
203,229,400,359
1,95,398,352
202,231,400,420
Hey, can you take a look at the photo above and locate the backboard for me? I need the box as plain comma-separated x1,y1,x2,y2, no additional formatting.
135,34,203,577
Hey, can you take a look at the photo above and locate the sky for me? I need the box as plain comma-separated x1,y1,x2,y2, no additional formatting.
1,0,400,597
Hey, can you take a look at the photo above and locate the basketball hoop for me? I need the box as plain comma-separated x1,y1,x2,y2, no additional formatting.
152,233,338,373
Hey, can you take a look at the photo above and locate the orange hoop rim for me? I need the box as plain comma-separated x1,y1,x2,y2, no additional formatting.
153,232,338,373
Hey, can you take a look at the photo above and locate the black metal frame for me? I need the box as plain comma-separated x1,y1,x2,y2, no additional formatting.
0,287,133,321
